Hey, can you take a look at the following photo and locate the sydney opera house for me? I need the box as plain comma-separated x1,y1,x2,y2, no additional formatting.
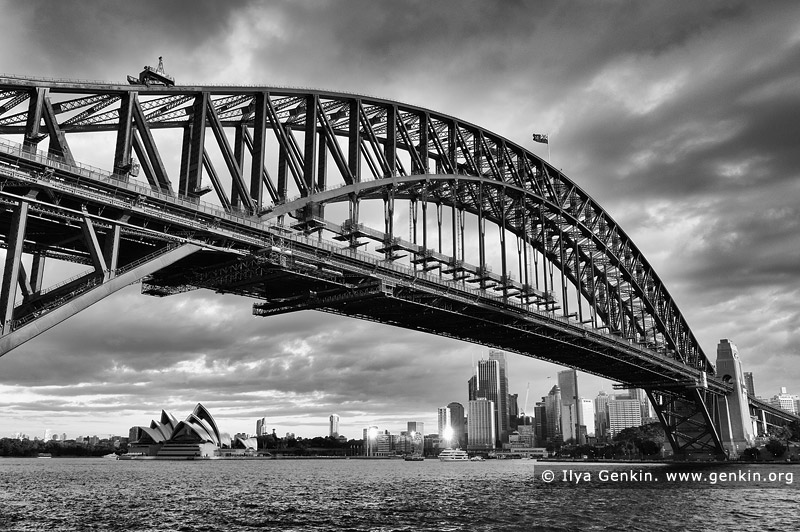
126,403,257,459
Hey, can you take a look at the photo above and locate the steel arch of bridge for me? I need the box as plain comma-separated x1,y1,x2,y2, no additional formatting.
0,75,726,456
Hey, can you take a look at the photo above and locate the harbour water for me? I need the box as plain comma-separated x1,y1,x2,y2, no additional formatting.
0,458,797,531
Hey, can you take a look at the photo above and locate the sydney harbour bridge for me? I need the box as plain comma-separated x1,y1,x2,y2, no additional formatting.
0,66,796,459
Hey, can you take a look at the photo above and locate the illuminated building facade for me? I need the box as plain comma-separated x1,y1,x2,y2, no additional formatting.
467,398,496,452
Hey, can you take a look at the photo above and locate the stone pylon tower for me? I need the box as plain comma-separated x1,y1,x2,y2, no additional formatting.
715,339,755,458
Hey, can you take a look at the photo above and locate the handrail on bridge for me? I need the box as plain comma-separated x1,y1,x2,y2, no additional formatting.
0,137,261,225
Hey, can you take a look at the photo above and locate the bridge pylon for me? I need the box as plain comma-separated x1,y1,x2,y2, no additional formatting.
715,339,755,458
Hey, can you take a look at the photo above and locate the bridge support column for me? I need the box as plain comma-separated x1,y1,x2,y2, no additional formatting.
0,200,28,334
648,388,725,460
716,339,755,458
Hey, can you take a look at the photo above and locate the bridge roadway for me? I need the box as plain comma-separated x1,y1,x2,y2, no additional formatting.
0,135,724,394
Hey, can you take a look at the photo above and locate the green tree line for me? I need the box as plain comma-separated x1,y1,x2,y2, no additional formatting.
0,438,125,457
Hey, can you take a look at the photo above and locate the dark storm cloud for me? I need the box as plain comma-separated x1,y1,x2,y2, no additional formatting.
569,48,800,204
5,0,260,79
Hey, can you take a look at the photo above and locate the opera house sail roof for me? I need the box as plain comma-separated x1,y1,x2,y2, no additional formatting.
128,403,246,458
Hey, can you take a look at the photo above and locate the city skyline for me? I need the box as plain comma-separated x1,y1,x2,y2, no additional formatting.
1,350,588,440
10,359,798,443
1,2,800,439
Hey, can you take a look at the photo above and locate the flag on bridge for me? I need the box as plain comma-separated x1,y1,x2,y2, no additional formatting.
532,133,549,144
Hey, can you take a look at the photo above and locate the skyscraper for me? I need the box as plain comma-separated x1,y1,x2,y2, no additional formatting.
544,385,562,444
533,399,548,445
467,398,496,452
508,392,519,430
363,426,379,456
558,370,578,408
470,351,510,444
407,421,425,435
437,407,452,440
579,398,595,438
594,391,610,441
473,357,499,436
468,374,477,401
489,350,510,443
329,414,340,438
255,417,267,437
561,403,577,442
447,402,466,448
558,369,582,443
744,372,756,397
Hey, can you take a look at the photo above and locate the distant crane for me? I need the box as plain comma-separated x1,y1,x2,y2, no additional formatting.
128,56,175,87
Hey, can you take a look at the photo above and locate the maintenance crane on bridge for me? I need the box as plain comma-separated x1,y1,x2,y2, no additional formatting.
127,56,175,87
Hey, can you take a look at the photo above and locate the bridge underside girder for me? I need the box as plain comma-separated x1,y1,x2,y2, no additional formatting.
143,251,721,393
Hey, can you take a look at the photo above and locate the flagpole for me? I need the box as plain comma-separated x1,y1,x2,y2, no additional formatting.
532,133,550,163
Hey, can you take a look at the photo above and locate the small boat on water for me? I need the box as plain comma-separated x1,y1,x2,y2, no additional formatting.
438,448,469,461
404,454,424,461
469,455,485,461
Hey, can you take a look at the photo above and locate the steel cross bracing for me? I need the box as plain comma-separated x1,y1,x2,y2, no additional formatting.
0,75,747,456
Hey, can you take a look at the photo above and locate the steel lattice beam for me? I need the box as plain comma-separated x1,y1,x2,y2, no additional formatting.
2,74,785,456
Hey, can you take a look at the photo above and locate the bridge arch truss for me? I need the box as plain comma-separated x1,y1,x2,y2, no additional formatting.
0,75,750,457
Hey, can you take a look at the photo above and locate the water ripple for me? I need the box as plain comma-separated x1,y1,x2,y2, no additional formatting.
0,459,796,531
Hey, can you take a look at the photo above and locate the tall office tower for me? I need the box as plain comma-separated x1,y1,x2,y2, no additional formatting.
407,421,425,436
447,402,466,448
255,417,267,436
534,400,548,445
561,403,577,442
558,369,582,443
468,374,477,401
329,414,340,438
544,385,562,443
467,398,496,452
508,392,519,430
579,398,595,438
488,350,510,442
474,356,502,444
607,398,642,437
437,407,452,440
594,391,610,441
363,426,379,456
744,372,756,397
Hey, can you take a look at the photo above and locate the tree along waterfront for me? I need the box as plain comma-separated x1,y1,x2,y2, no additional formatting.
0,437,124,457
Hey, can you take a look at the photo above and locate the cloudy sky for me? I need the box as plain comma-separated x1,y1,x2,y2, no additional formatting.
1,0,799,440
